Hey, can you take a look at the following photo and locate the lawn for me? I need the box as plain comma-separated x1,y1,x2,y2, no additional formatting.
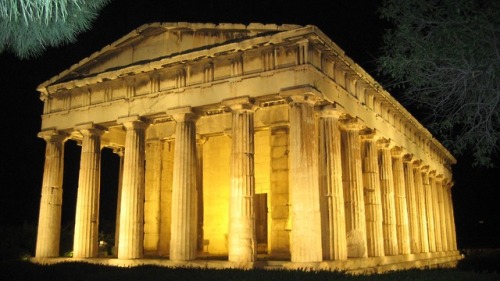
0,260,499,281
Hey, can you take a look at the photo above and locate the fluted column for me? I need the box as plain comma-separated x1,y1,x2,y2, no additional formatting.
378,139,398,256
36,130,68,258
444,181,457,251
360,130,384,257
117,116,148,259
430,174,443,252
286,93,322,262
423,169,436,252
436,178,449,251
391,148,410,254
144,138,162,255
403,155,420,253
169,107,198,261
318,105,347,261
73,124,105,258
413,163,429,253
113,148,124,257
224,97,257,264
340,118,367,258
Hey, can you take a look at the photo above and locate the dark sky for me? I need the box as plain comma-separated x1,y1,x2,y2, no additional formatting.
0,0,498,249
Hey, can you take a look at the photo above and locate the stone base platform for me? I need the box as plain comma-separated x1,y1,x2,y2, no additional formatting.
31,251,462,274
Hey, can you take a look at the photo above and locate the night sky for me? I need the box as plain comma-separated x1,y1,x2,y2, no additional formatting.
0,0,498,249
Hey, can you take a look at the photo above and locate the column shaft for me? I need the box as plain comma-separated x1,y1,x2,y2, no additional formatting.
403,158,420,253
170,108,198,261
431,176,443,252
437,179,449,251
118,118,147,259
144,138,163,255
391,150,410,254
341,120,367,258
318,108,347,260
423,171,436,252
361,134,384,257
288,96,322,262
414,166,429,253
378,142,398,256
36,131,67,258
227,101,257,264
73,126,104,258
444,183,457,251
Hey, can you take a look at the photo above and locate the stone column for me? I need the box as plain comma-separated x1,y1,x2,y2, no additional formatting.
285,92,323,262
224,97,257,264
423,169,436,252
168,107,198,261
144,138,162,255
391,148,410,255
73,124,105,258
436,178,449,251
413,163,429,253
340,118,367,258
430,174,443,252
444,181,457,251
117,116,148,259
360,130,384,257
36,130,68,258
378,139,398,256
403,155,420,253
318,105,347,261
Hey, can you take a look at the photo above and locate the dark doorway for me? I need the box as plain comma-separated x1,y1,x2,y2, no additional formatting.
255,193,268,254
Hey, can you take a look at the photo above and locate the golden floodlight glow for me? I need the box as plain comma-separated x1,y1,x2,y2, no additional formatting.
33,22,460,272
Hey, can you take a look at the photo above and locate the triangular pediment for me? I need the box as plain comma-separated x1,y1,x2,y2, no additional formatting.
40,22,301,88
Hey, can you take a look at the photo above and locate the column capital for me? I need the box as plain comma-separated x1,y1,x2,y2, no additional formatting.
280,86,322,105
428,170,437,178
390,146,405,157
74,123,106,137
359,128,379,141
222,96,258,112
117,115,149,130
37,129,69,143
412,159,424,169
319,103,344,119
339,117,365,131
377,138,394,149
402,153,414,163
167,106,199,122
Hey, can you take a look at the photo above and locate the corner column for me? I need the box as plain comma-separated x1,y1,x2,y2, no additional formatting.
36,130,68,258
73,124,105,258
340,118,367,258
391,148,410,254
169,107,199,261
377,139,398,256
360,130,384,257
318,105,347,261
284,90,323,262
117,116,148,259
224,97,258,264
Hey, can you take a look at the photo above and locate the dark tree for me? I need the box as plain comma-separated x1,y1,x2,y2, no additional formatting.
0,0,110,59
378,0,500,166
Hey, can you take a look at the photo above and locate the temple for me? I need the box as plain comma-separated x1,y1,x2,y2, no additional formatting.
34,23,461,271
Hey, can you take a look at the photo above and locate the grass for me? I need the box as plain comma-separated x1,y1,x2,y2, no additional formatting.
0,261,499,281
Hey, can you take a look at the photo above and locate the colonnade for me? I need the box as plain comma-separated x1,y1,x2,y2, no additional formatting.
35,93,457,264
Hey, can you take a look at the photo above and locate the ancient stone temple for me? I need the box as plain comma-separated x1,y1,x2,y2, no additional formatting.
34,22,461,271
